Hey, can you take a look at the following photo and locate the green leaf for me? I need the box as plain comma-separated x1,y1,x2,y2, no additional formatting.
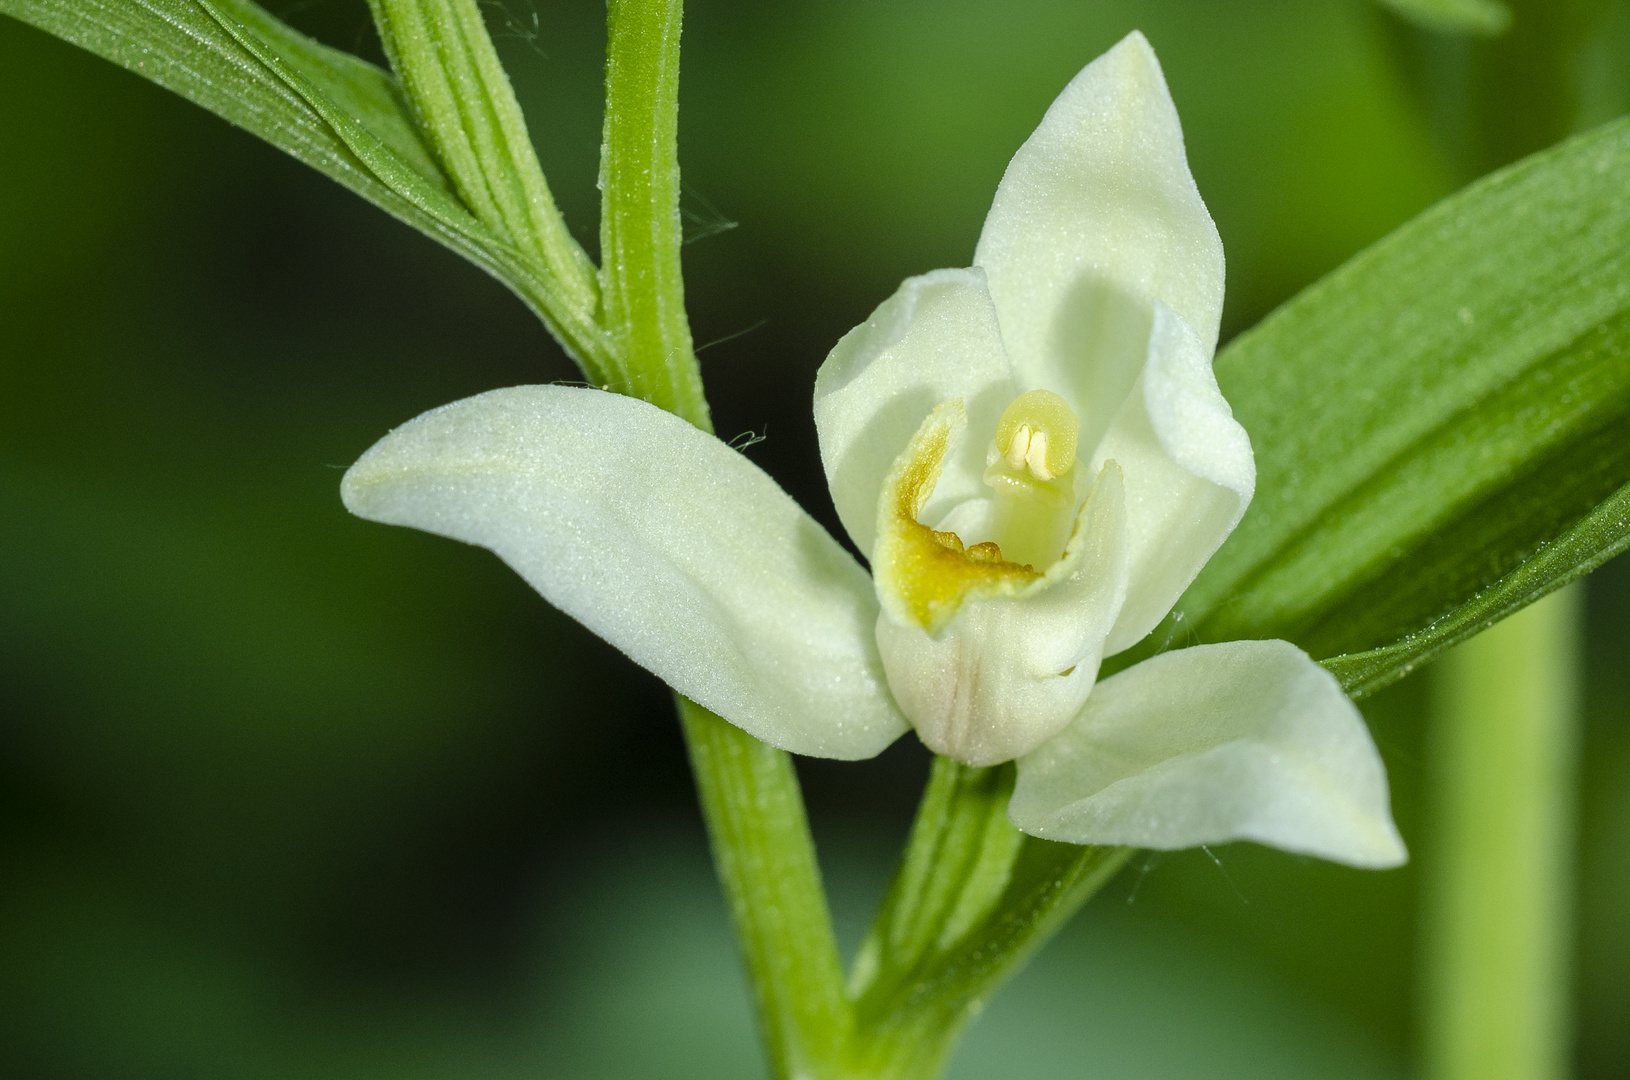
0,0,619,379
1323,480,1628,697
848,759,1024,1012
1374,0,1513,35
840,758,1129,1080
2,0,427,190
1140,115,1630,696
365,0,600,319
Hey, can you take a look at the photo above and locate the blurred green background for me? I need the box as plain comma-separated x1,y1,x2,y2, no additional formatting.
1,0,1627,1076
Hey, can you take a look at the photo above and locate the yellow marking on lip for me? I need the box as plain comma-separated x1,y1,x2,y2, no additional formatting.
875,400,1040,633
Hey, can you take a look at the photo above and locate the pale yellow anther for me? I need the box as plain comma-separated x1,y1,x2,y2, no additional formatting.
1004,425,1032,470
994,390,1078,482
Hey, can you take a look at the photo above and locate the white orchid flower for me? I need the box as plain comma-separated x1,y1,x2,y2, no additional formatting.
341,32,1407,869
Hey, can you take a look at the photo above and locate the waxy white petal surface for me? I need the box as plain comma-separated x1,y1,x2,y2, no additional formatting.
973,30,1224,451
1009,640,1408,868
815,269,1016,557
342,386,907,759
1091,302,1255,654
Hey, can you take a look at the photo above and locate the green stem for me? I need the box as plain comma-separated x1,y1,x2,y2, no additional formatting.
598,0,711,424
846,758,1132,1079
679,701,852,1078
1423,583,1582,1080
588,6,1127,1075
593,9,841,1075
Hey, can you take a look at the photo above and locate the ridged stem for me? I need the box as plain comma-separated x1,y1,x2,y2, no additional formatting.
597,0,711,423
679,701,853,1079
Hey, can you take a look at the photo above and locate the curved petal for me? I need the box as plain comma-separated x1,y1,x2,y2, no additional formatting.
1091,303,1254,654
878,462,1129,767
973,31,1224,452
1009,640,1407,868
342,385,907,760
814,268,1016,558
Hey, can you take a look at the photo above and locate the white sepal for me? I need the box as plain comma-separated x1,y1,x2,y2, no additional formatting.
974,30,1224,454
815,268,1016,558
342,385,907,760
1009,640,1407,868
1092,302,1254,654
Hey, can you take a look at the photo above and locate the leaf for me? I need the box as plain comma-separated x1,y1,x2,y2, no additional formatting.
0,0,618,378
1373,0,1512,35
848,759,1025,1016
845,758,1130,1075
218,0,446,183
366,0,600,319
1323,479,1630,697
3,0,440,240
1133,115,1630,695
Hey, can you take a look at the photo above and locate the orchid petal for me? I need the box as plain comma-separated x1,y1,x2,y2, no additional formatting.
973,31,1224,452
1092,302,1255,655
814,268,1016,558
1010,640,1407,868
342,386,907,760
878,462,1129,767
